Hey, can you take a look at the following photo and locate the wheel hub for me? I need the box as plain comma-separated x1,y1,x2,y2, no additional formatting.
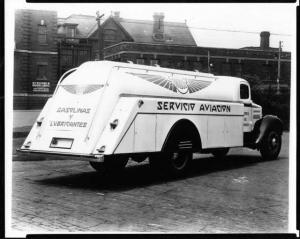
171,152,188,170
268,132,279,152
271,137,277,147
260,130,282,161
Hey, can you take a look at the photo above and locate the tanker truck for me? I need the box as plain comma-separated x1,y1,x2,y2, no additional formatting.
18,60,283,176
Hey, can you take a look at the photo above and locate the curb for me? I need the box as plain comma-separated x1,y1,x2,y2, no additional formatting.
13,131,29,138
13,126,31,138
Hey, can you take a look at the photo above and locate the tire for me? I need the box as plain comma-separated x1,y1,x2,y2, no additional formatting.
211,148,229,159
90,155,128,174
89,161,106,173
148,154,162,171
149,151,192,177
150,119,199,177
259,130,282,161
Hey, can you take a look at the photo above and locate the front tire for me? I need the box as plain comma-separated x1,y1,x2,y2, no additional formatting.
259,130,282,161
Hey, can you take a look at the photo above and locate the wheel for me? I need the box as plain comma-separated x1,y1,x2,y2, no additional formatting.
167,151,192,174
150,119,199,177
259,130,282,161
211,148,229,159
148,154,161,170
89,155,128,174
149,151,192,177
89,161,106,173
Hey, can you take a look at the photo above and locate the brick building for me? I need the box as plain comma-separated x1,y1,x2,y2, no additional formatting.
14,9,58,109
90,12,197,57
103,40,291,89
56,14,96,75
14,10,291,110
57,12,197,62
95,13,290,89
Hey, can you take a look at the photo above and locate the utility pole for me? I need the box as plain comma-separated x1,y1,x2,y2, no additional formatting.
207,50,210,73
276,41,282,95
96,11,104,60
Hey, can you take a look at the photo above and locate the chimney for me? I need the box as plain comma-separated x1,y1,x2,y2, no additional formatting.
153,12,165,34
260,31,270,49
113,11,120,19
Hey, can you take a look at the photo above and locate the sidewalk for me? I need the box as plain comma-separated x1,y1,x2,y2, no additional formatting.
13,110,41,138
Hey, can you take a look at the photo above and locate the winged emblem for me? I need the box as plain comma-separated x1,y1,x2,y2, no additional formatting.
128,72,212,94
61,84,103,95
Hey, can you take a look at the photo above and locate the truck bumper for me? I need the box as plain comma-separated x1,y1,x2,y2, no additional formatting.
16,148,105,163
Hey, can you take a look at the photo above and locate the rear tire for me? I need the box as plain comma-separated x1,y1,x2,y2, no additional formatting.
89,161,106,173
90,155,128,174
150,119,200,177
167,151,192,174
259,130,281,161
211,148,229,159
149,151,192,177
148,154,162,171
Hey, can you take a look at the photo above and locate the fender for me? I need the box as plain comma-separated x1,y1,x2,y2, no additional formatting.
254,115,283,146
162,119,202,152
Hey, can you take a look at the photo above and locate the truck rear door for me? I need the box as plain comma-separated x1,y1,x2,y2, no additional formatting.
24,64,109,155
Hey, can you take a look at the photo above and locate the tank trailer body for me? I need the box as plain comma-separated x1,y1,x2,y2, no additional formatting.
19,61,283,174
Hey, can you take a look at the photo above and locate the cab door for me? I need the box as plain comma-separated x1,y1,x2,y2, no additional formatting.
240,83,253,132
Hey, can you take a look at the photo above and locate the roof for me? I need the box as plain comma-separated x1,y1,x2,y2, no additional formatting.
58,14,97,38
114,18,197,46
59,14,197,45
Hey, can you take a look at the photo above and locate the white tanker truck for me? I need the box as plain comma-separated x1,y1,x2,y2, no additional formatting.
19,61,283,175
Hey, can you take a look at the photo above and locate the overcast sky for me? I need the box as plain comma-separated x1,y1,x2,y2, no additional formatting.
7,1,296,51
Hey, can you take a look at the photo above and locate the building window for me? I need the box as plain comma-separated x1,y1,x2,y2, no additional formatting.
233,63,242,77
160,60,167,67
66,27,76,38
38,24,47,44
36,64,48,81
262,64,271,83
176,61,186,70
221,62,231,76
184,60,193,70
150,59,159,66
193,61,203,71
61,49,74,69
136,58,145,65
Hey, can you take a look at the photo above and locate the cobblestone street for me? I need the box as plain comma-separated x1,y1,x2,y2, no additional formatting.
11,133,289,233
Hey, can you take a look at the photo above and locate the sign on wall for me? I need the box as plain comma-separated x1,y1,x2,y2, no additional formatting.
32,81,50,93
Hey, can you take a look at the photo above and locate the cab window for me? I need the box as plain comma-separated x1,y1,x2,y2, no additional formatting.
240,84,249,99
